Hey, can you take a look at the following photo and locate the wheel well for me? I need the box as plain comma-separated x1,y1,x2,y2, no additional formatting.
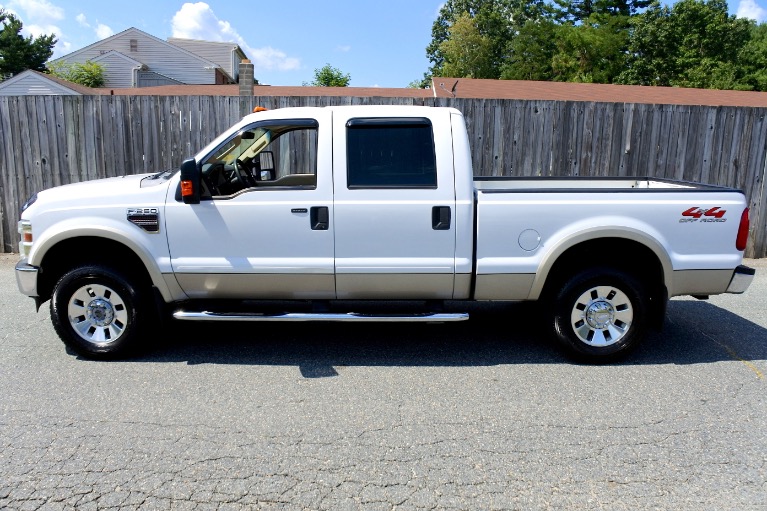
542,238,666,312
37,237,153,303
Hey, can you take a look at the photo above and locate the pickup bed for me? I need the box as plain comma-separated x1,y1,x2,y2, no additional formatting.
15,105,755,361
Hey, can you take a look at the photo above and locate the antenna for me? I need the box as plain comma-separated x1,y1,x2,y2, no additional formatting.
438,80,458,98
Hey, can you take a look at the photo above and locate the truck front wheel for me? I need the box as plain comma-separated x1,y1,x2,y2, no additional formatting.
50,265,147,359
551,268,648,362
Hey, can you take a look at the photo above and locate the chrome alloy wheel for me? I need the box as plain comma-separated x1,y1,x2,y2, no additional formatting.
67,284,129,345
570,285,633,347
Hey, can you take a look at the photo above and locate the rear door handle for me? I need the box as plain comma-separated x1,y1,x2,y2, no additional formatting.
432,206,451,230
310,206,329,230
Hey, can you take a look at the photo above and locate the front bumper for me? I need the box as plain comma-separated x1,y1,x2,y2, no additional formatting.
15,259,39,297
725,265,755,294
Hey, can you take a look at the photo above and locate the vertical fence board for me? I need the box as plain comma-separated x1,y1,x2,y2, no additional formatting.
0,97,14,251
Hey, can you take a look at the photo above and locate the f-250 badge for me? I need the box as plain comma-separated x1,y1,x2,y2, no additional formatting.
680,207,727,223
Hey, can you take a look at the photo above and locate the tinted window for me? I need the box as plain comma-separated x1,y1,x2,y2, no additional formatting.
346,118,437,188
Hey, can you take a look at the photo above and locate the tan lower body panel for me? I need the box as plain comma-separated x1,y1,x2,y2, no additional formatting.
669,269,733,297
174,273,336,300
471,273,536,300
335,273,455,300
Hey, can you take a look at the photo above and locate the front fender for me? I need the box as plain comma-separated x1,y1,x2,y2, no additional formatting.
29,218,178,303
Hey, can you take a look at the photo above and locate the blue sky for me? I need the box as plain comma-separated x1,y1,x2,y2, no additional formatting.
2,0,767,88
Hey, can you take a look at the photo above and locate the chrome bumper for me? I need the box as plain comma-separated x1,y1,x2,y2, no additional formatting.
726,265,755,294
15,259,39,297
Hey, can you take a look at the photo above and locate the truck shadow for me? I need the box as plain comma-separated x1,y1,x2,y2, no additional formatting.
132,300,766,376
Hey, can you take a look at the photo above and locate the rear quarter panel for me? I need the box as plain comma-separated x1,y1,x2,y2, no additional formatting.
474,188,747,300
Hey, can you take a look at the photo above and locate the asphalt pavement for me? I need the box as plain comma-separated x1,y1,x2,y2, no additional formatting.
1,254,765,510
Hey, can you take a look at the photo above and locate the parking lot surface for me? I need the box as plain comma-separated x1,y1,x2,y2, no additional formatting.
1,254,765,510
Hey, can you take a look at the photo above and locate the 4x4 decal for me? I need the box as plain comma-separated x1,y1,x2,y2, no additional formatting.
680,207,727,223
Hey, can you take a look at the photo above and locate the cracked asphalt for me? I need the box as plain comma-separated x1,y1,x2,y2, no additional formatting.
1,254,765,510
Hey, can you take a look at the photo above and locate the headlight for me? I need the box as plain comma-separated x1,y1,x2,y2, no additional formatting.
21,193,37,213
18,220,33,259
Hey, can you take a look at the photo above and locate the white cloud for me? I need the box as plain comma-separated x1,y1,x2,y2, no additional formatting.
24,22,60,38
7,0,63,22
337,45,351,53
70,13,112,41
248,47,301,71
736,0,767,21
171,2,301,72
95,23,113,39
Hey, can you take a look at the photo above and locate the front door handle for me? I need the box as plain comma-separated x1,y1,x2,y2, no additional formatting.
432,206,451,230
310,206,329,230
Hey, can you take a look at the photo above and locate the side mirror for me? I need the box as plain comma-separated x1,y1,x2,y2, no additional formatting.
179,158,200,204
256,151,275,181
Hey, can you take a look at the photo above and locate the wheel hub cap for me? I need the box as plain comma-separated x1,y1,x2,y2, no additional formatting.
86,299,115,327
585,300,614,329
67,284,129,345
570,285,634,347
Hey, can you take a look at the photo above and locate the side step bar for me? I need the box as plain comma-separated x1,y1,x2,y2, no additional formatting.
173,311,469,323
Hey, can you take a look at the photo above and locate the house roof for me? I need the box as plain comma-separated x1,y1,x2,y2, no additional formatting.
0,70,95,95
91,50,145,69
95,84,433,98
50,27,220,70
18,70,763,108
167,37,248,60
430,77,767,108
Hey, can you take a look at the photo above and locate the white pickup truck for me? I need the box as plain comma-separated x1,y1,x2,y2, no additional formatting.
15,105,754,361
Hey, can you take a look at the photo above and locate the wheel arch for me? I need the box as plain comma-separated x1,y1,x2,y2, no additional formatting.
34,231,172,304
531,228,672,304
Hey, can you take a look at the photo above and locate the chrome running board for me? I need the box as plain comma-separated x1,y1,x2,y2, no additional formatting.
173,310,469,323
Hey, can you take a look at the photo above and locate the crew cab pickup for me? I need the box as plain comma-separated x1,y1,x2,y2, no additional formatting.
15,105,755,361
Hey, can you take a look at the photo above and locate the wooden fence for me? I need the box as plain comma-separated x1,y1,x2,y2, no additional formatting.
1,95,766,257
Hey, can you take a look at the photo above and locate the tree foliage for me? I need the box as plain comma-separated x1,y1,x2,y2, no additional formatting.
47,60,106,88
305,64,351,87
426,0,548,80
422,0,767,91
0,9,57,76
617,0,753,89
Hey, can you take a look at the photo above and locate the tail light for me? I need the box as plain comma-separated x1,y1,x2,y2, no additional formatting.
736,208,749,251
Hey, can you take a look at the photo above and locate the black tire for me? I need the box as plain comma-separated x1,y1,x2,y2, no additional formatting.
50,265,147,359
551,267,648,362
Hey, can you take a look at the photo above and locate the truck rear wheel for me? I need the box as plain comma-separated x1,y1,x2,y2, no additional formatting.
551,267,648,362
50,265,146,359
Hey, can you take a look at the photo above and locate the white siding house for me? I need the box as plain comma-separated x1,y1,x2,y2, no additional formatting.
167,38,247,82
0,70,82,96
49,27,245,88
90,51,145,88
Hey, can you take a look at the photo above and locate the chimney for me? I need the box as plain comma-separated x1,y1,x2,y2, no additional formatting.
239,59,254,116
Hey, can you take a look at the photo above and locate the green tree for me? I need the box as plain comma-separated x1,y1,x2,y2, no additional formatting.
439,12,496,78
304,64,350,87
739,23,767,91
618,0,753,89
543,0,652,83
501,18,559,80
553,0,651,22
0,9,57,76
426,0,547,79
550,14,632,83
47,60,106,87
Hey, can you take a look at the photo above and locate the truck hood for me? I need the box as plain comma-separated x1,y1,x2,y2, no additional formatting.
30,173,171,208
